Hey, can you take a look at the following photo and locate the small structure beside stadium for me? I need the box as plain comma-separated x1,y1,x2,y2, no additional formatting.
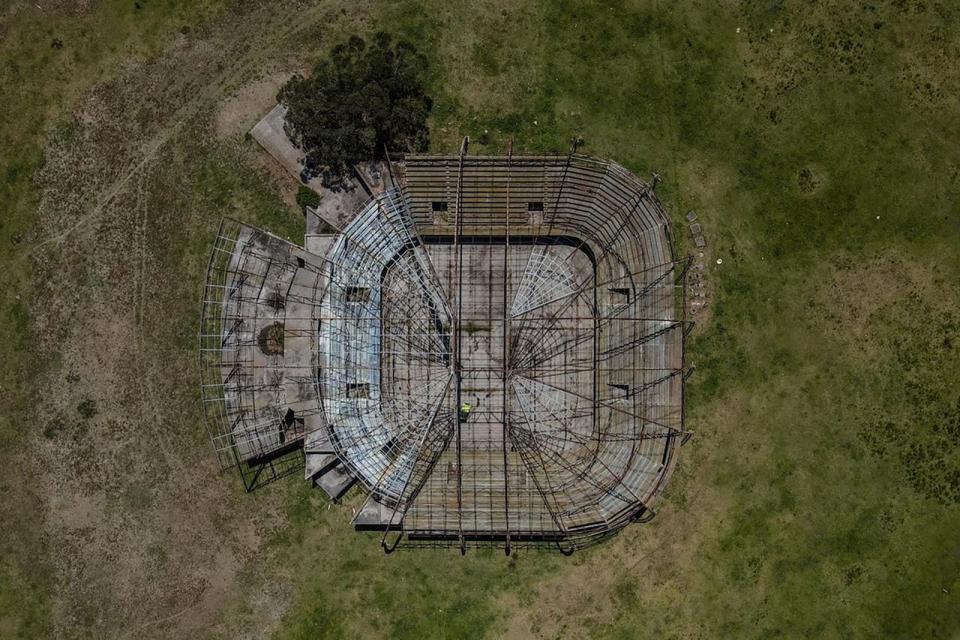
199,143,690,554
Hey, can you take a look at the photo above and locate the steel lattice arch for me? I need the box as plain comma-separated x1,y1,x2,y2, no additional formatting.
200,146,689,554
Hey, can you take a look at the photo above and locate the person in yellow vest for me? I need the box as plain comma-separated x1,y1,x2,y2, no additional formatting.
459,402,473,422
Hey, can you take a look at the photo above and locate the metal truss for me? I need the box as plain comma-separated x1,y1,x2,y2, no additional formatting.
200,148,688,552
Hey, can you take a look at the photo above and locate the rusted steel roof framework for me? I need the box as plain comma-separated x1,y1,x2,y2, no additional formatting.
200,145,689,553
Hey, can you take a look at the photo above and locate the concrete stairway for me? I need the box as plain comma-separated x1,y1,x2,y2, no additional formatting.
304,425,356,502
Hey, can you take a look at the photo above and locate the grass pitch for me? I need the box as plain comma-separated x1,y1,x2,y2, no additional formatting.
1,1,959,638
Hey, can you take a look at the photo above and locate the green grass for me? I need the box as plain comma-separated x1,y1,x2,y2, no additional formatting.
304,1,960,636
1,0,959,637
271,484,562,640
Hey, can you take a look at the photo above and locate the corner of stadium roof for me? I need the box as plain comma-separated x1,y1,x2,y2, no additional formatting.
199,138,693,554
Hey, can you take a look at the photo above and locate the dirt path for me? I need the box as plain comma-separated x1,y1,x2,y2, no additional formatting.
21,2,374,638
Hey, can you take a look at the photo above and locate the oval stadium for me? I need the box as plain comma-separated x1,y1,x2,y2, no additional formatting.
200,145,689,554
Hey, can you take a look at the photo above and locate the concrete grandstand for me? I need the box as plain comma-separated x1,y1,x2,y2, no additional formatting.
200,143,690,553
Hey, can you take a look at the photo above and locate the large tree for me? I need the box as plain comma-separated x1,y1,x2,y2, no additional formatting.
278,32,433,186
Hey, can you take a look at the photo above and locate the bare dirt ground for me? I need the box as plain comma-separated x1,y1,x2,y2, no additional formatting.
215,70,294,139
19,2,373,637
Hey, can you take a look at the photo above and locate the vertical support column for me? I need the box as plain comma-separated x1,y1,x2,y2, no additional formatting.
453,137,468,554
501,138,513,556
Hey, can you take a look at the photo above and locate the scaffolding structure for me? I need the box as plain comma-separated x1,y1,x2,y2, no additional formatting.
200,146,689,553
198,219,325,489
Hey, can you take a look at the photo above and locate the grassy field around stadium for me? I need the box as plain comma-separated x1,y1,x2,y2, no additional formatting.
1,1,958,638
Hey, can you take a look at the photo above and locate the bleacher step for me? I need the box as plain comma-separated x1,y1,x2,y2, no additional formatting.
305,451,339,480
315,462,356,502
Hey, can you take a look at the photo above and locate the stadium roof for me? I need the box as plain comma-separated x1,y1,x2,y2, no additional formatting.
200,148,689,553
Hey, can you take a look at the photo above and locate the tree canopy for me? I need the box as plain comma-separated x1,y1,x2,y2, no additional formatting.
278,32,433,186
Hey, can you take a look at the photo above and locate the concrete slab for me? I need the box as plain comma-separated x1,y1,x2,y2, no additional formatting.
316,463,356,502
250,105,322,191
304,418,336,454
305,451,339,480
313,187,367,231
304,438,335,456
305,234,337,258
353,497,403,530
250,104,369,233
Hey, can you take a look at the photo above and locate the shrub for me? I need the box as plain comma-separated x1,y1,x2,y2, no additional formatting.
77,398,97,420
258,323,285,356
296,185,321,210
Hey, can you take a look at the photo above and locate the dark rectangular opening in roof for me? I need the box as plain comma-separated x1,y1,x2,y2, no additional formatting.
432,201,449,212
609,383,630,400
346,286,370,303
346,382,370,399
527,201,544,212
609,287,631,304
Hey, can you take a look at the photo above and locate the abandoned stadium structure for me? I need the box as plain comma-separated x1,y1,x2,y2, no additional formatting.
200,146,691,553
